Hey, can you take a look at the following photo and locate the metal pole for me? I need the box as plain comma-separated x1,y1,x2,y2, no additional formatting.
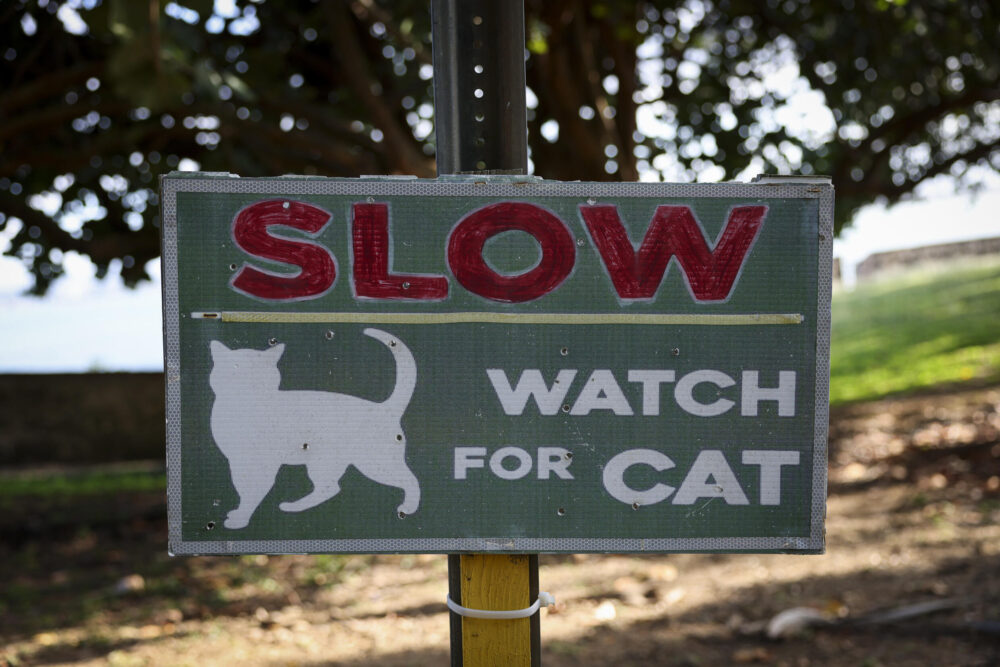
432,0,528,175
431,1,539,665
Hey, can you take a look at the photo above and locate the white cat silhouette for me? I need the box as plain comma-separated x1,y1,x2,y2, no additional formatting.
208,328,421,529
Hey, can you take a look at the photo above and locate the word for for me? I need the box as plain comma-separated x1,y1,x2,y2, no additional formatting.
454,446,574,480
453,446,801,507
230,200,767,303
487,368,797,417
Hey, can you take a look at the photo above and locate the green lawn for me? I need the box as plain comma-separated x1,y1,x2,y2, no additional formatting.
0,464,165,497
830,255,1000,404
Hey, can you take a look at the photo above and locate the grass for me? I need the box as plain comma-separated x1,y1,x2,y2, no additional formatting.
0,462,165,497
830,255,1000,404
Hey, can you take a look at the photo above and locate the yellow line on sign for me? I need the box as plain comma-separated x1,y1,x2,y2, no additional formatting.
191,311,804,325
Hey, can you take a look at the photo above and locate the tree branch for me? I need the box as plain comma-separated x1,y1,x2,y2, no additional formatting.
0,190,88,255
875,141,997,203
323,0,431,176
0,62,104,115
349,0,432,67
0,102,132,146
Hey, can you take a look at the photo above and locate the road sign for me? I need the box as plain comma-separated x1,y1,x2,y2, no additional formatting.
162,173,832,555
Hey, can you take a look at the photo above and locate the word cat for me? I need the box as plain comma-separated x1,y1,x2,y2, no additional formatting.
208,328,420,529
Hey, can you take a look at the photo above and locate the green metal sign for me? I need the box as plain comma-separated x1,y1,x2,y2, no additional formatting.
162,174,832,555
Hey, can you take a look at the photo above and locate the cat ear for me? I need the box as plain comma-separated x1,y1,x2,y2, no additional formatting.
209,340,229,360
267,343,286,359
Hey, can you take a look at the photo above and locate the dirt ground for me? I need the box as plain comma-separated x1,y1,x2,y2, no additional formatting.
2,383,999,666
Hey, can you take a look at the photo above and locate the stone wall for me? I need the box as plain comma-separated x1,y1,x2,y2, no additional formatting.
856,236,1000,281
0,373,165,465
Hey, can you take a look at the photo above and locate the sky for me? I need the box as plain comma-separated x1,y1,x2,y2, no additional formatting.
1,175,997,373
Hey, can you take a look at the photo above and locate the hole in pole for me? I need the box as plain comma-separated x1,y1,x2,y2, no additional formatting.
474,64,484,74
474,88,484,99
472,15,483,25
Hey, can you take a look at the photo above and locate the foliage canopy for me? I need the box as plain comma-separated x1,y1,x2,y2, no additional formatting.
1,0,997,293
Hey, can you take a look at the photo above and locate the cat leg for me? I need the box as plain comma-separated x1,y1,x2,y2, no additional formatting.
394,467,421,516
224,457,280,529
279,462,348,513
355,458,421,516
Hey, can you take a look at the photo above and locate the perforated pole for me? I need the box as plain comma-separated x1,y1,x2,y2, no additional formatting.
432,0,528,175
431,1,540,665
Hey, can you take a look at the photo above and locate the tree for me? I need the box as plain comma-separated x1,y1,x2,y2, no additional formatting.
1,0,997,294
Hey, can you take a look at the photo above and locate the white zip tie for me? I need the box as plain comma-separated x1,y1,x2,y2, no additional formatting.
446,591,556,619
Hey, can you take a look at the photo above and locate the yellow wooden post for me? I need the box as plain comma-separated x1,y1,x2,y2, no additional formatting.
460,554,533,666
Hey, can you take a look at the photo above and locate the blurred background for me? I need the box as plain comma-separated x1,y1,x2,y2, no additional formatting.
1,1,998,665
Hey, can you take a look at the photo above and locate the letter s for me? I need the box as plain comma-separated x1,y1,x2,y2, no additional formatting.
231,199,337,300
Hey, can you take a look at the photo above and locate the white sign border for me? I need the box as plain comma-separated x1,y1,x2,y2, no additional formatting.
161,174,833,555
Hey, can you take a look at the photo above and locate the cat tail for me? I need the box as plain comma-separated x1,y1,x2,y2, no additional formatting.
363,328,416,416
